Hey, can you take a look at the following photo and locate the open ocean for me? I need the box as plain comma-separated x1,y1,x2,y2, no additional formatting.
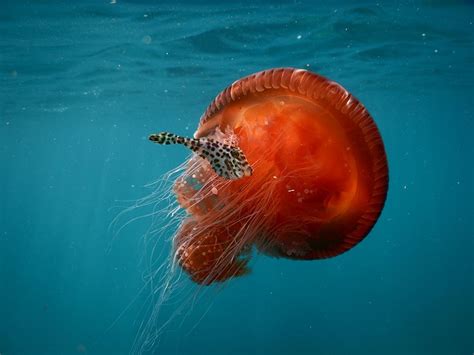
1,0,473,354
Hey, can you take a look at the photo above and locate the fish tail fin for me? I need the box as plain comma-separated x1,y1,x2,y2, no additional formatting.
149,132,183,145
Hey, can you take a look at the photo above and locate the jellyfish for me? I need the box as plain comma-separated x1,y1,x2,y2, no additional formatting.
149,68,388,286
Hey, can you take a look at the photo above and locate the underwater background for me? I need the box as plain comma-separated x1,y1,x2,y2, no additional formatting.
1,0,473,354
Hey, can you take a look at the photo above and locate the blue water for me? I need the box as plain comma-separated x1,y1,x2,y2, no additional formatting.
1,1,473,354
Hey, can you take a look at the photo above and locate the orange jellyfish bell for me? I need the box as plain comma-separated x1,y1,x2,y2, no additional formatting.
171,68,388,285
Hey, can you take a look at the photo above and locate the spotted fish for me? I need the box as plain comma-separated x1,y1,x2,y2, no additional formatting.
149,132,253,180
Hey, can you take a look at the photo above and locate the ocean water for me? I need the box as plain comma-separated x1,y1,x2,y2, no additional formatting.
1,0,473,354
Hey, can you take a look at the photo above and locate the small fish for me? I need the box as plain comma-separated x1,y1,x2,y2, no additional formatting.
149,132,253,180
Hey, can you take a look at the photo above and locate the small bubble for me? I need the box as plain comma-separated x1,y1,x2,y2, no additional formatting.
434,49,438,53
421,33,426,37
142,35,152,45
296,35,302,40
